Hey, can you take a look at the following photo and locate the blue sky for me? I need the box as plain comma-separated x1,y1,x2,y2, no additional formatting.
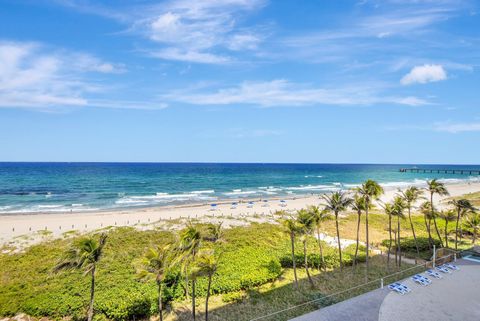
0,0,479,163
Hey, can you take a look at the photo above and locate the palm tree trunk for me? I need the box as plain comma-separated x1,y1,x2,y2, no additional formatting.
397,216,401,267
388,213,392,266
158,282,163,321
424,214,433,249
87,266,96,321
335,213,343,271
455,209,461,250
290,233,298,288
393,230,397,267
184,266,189,300
354,212,361,267
365,203,369,282
205,274,212,321
444,221,449,248
431,193,444,247
303,239,314,287
192,280,196,321
316,227,325,271
408,206,419,263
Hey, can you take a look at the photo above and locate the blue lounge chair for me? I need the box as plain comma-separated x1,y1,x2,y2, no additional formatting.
388,284,407,295
436,265,452,274
392,282,411,293
412,274,431,286
426,269,442,279
444,263,460,271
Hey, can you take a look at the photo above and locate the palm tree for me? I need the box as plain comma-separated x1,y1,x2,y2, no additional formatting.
449,199,475,250
465,213,480,245
392,196,406,267
381,202,395,266
193,251,218,321
322,191,353,271
399,186,423,262
178,223,202,321
350,194,367,267
136,244,173,321
426,179,449,247
281,216,300,288
308,205,330,271
54,233,107,321
439,210,456,248
356,180,384,277
207,222,223,242
419,201,434,249
296,209,315,287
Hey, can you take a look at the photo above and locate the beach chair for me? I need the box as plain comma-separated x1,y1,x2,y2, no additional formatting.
230,203,238,209
392,282,411,293
412,274,431,286
426,269,442,279
444,263,460,271
388,284,407,295
436,265,452,274
280,200,287,207
247,202,254,208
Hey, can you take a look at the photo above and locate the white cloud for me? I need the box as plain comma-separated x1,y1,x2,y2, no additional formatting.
133,0,266,63
149,48,231,64
433,122,480,133
162,79,429,107
401,64,447,85
0,41,164,110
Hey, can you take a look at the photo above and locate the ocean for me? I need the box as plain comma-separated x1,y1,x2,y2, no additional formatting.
0,162,479,214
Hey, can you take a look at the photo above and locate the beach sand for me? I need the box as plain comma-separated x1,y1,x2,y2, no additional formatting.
1,181,479,248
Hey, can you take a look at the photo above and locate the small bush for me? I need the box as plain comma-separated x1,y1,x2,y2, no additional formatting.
222,291,245,303
382,237,441,252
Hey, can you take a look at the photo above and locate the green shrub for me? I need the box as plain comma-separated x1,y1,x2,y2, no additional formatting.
222,291,245,303
381,237,441,252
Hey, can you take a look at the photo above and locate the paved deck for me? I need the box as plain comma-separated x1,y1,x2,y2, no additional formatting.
291,259,480,321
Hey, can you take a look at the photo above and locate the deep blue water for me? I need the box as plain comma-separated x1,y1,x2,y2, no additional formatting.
0,163,479,214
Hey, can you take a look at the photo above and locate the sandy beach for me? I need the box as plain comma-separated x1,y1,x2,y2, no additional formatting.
1,181,479,248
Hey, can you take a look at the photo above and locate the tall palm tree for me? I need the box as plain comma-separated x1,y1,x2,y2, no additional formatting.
419,201,434,249
178,223,202,321
136,244,173,321
322,191,353,271
399,186,424,262
439,210,456,248
296,209,315,287
54,233,107,321
426,179,449,247
350,194,367,267
392,196,406,267
449,199,475,250
193,251,218,321
356,180,384,277
381,202,395,266
308,205,330,271
465,213,480,245
281,216,300,288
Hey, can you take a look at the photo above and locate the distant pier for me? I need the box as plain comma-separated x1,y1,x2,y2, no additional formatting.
400,168,480,175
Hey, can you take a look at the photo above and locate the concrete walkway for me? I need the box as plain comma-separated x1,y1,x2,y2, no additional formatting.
290,259,480,321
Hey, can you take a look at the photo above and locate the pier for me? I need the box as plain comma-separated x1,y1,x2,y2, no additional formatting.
400,168,480,175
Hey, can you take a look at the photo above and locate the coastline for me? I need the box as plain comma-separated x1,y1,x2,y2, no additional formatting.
1,181,479,247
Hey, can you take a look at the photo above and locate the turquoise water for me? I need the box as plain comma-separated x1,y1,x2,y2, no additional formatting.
0,163,479,214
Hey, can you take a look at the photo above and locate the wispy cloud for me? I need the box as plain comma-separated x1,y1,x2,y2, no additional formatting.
130,0,267,64
401,64,447,85
433,121,480,133
0,40,164,110
162,79,429,107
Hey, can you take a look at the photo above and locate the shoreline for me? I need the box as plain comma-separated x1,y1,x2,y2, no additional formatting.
1,181,479,247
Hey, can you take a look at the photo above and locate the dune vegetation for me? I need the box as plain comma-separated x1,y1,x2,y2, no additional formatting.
1,180,478,321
